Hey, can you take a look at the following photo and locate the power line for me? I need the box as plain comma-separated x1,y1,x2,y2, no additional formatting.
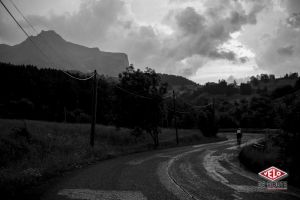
0,0,50,64
8,0,38,33
1,0,215,107
191,103,212,109
115,85,153,100
0,0,30,38
62,70,96,81
167,107,191,114
1,0,55,66
175,95,212,109
8,0,79,75
1,0,94,81
172,90,179,144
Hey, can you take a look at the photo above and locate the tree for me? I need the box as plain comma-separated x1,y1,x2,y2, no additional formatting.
260,74,270,83
226,83,239,96
288,73,298,79
269,74,275,81
114,66,167,147
240,83,252,95
218,114,237,128
295,78,300,90
250,76,259,86
271,85,294,99
197,107,218,137
282,101,300,136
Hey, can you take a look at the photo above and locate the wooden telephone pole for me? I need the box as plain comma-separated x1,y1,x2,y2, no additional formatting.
212,98,215,121
173,90,179,145
212,98,216,130
90,70,98,147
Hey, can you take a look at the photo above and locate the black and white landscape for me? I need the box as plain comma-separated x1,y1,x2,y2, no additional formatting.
0,30,129,76
0,0,300,200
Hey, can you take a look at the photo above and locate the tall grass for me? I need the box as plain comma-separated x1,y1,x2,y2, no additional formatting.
0,119,222,198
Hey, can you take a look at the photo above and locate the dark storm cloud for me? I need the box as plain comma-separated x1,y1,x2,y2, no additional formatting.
175,7,205,35
230,11,248,25
209,50,236,61
286,13,300,29
148,0,267,76
0,0,269,78
284,0,300,29
239,57,249,63
277,45,294,56
166,1,264,62
285,0,300,14
27,0,126,46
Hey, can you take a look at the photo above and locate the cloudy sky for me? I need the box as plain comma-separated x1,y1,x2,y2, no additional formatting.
0,0,300,83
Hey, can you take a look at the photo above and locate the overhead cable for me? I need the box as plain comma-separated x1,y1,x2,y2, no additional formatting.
1,0,95,81
115,85,153,100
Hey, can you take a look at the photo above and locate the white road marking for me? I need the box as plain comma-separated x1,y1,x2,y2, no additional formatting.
232,191,243,200
157,140,235,200
158,137,300,199
226,138,262,150
203,151,232,184
202,150,300,198
58,189,147,200
192,139,234,148
223,153,261,183
203,150,271,193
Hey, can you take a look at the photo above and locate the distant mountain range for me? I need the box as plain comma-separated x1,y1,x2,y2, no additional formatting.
0,30,129,76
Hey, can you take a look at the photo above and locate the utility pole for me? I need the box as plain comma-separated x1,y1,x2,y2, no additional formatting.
173,90,179,145
212,98,216,130
64,107,67,123
212,98,215,120
90,70,98,147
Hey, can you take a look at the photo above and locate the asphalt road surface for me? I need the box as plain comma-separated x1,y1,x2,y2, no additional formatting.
43,133,300,200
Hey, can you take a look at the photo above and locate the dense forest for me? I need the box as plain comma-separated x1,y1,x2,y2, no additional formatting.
1,62,300,139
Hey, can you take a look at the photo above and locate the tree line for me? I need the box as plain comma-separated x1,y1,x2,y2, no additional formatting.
1,62,299,146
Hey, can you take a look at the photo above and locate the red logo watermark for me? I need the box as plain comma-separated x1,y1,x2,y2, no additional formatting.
258,166,288,182
258,166,288,190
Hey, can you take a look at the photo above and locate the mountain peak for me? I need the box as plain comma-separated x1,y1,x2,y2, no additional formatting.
0,29,129,76
33,30,65,42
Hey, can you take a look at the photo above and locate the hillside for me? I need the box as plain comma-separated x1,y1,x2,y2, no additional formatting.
159,73,199,95
0,30,129,76
159,73,198,87
250,74,298,91
177,73,299,104
102,73,199,91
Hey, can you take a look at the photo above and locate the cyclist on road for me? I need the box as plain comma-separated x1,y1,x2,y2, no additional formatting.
236,128,243,145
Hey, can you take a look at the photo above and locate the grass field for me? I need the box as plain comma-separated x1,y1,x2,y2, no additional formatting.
0,118,225,198
239,132,300,188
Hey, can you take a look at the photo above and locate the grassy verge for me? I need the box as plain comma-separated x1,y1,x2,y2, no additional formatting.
239,132,300,188
0,119,225,199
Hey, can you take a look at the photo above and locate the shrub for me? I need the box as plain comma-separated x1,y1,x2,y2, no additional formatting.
197,110,218,137
0,128,32,167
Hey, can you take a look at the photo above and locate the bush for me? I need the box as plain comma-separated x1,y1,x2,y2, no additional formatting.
239,145,280,173
239,133,300,188
218,114,237,128
0,128,32,167
197,110,218,137
271,85,294,99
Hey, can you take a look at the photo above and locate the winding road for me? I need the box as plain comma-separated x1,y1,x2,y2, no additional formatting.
43,133,300,200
